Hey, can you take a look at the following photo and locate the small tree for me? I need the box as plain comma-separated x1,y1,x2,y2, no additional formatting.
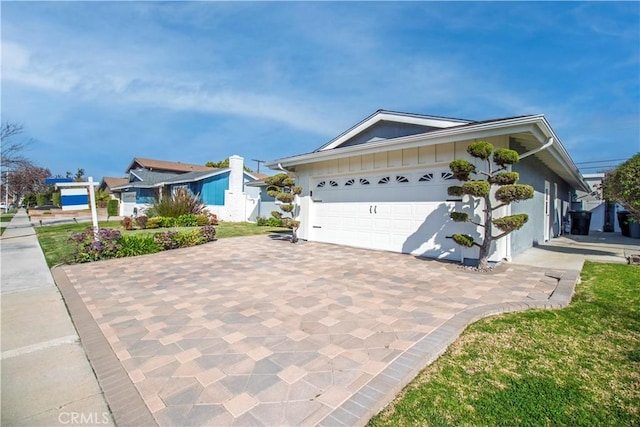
602,153,640,219
265,173,302,243
448,141,534,269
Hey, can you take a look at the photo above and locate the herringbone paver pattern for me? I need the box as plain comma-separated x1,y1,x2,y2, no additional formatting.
60,235,564,426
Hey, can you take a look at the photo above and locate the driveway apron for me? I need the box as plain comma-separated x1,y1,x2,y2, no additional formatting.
55,235,572,426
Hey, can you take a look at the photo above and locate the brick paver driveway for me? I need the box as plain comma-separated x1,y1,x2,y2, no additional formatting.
56,235,571,426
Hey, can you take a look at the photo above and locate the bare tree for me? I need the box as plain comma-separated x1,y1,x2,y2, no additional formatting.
1,122,34,169
6,164,51,203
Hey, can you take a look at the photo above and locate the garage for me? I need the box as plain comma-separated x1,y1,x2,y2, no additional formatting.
309,168,463,259
266,110,590,263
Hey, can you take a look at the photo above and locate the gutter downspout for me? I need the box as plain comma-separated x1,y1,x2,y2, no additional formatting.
519,137,553,160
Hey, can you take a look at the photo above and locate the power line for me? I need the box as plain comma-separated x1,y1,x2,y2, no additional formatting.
575,158,626,165
251,159,265,173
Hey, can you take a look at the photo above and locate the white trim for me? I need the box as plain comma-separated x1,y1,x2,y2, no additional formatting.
319,111,471,151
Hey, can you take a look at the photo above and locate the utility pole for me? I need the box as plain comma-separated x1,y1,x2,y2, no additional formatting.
252,159,265,173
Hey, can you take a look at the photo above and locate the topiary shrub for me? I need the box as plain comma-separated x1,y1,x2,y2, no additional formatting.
452,233,475,248
450,212,469,222
493,214,529,233
448,186,464,197
107,199,119,217
449,159,476,181
495,184,535,204
447,140,534,269
493,148,519,166
489,172,519,185
462,181,491,197
467,141,493,160
265,173,303,243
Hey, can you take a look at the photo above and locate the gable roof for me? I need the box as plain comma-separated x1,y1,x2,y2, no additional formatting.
99,177,128,192
266,111,589,192
316,110,473,151
125,157,214,173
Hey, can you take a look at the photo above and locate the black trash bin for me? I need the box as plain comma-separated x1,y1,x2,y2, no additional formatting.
617,211,631,237
569,211,592,235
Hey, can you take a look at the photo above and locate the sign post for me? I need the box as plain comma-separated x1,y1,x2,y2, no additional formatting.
55,177,100,240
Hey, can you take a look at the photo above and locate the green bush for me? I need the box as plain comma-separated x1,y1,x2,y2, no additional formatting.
452,234,475,248
467,141,493,160
159,216,176,228
448,186,464,197
450,212,469,222
493,214,529,233
52,192,61,207
462,181,491,197
146,217,163,229
107,199,119,216
495,184,534,204
489,172,519,185
176,214,198,227
267,217,283,227
256,217,269,226
198,225,216,242
175,229,205,247
493,148,519,166
117,235,160,257
36,193,48,207
195,214,211,226
449,159,475,181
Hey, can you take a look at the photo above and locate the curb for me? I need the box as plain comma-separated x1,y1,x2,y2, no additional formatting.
52,266,158,427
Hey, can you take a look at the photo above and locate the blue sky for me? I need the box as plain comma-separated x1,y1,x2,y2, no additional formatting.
2,1,639,180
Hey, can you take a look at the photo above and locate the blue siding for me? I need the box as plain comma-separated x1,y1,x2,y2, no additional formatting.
61,194,88,205
199,172,229,205
135,188,156,204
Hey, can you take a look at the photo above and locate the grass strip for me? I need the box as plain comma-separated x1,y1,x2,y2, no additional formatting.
369,262,640,426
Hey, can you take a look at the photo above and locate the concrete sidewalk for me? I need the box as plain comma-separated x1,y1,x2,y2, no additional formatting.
1,210,114,426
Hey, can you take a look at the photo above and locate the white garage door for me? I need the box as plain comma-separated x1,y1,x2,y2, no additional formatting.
309,170,464,260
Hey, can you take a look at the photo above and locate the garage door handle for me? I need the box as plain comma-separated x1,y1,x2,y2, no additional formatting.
374,205,377,214
369,205,372,214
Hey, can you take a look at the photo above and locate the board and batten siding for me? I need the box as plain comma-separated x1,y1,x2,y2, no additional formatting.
294,136,511,261
190,172,230,206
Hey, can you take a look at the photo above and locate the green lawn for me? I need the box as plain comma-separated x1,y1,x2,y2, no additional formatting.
35,221,288,267
0,226,5,236
1,213,15,221
369,261,640,426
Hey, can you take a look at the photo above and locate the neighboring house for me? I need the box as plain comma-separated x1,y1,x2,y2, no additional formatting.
98,177,129,199
110,155,262,221
266,110,590,263
577,173,623,232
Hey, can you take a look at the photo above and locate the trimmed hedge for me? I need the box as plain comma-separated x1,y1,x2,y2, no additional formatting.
450,212,469,222
467,141,494,160
493,148,519,166
462,181,491,197
107,199,119,216
448,186,464,197
489,172,519,185
495,184,535,203
452,233,475,248
493,214,529,233
449,159,475,181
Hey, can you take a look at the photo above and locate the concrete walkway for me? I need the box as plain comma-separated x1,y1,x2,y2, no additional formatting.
0,210,114,426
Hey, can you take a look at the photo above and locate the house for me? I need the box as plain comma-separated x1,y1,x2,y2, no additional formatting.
98,177,128,198
576,173,623,232
110,155,263,221
266,110,590,263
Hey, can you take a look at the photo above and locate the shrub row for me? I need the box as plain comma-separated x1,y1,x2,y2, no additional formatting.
256,216,284,227
69,226,216,263
121,213,218,230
